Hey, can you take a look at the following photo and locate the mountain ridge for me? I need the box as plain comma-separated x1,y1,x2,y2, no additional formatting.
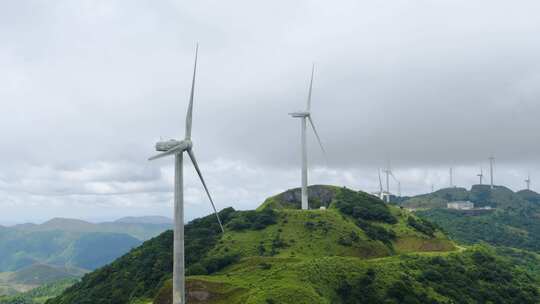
47,185,540,304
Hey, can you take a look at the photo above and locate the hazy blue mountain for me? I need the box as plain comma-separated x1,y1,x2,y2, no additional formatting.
0,217,172,273
115,216,172,225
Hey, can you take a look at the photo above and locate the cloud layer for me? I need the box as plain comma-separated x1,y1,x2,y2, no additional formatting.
1,0,540,223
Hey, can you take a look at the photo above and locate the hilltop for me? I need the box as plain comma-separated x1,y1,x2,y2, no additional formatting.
46,186,540,304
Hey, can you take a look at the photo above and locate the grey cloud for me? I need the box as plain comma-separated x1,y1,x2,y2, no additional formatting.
1,0,540,223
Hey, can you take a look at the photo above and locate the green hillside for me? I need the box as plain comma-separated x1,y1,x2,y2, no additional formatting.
401,185,537,210
0,264,82,301
0,230,141,273
0,278,77,304
44,186,540,304
405,186,540,253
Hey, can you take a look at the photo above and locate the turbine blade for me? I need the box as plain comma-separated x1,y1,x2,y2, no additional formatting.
148,144,183,161
185,43,199,140
308,116,327,162
306,63,315,111
187,149,225,233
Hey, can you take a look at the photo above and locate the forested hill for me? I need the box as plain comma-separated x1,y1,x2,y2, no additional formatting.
47,186,540,304
401,184,540,210
402,185,540,253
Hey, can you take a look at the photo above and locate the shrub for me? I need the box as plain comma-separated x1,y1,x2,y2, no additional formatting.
356,220,396,245
335,188,397,224
407,216,437,237
228,209,278,231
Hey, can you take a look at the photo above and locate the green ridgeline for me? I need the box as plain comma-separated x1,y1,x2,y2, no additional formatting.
408,185,540,252
46,186,540,304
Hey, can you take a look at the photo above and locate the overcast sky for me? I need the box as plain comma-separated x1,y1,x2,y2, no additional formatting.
1,0,540,224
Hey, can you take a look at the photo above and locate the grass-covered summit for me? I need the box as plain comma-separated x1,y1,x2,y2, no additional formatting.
46,186,540,304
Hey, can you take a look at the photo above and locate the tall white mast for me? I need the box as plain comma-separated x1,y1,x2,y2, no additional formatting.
449,167,453,188
489,156,495,189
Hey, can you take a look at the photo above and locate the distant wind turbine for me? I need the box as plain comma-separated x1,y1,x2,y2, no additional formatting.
289,64,327,210
449,167,454,188
525,173,531,190
477,167,484,185
149,44,224,304
389,170,401,197
489,156,495,189
383,167,392,203
378,169,385,200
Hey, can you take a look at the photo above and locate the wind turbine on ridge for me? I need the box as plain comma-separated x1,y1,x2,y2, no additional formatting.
525,173,531,190
289,64,327,210
377,169,389,201
489,156,495,189
477,167,484,185
149,44,224,304
383,167,392,203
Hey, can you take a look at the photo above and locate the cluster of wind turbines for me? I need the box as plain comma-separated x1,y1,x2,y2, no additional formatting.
148,45,326,304
446,156,532,192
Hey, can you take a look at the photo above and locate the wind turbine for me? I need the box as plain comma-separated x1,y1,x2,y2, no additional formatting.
489,156,495,189
149,45,224,304
525,173,531,190
477,167,484,185
378,169,385,200
389,170,401,197
449,167,454,188
289,64,327,210
383,167,392,203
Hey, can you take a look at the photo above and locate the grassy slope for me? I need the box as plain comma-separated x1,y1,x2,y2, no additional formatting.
155,246,538,304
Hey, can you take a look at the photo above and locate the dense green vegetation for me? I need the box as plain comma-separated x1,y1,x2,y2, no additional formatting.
417,208,540,252
334,188,397,224
338,247,538,304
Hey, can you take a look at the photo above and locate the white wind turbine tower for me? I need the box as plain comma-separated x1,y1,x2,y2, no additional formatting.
449,167,454,188
489,156,495,189
289,64,327,210
477,167,484,185
149,45,224,304
378,169,385,200
525,173,531,190
383,167,392,203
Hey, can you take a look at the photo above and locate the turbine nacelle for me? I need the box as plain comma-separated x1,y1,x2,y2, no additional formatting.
289,111,310,118
156,139,182,152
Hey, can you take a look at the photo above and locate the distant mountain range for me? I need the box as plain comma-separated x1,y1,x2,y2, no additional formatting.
0,216,173,298
115,216,173,225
